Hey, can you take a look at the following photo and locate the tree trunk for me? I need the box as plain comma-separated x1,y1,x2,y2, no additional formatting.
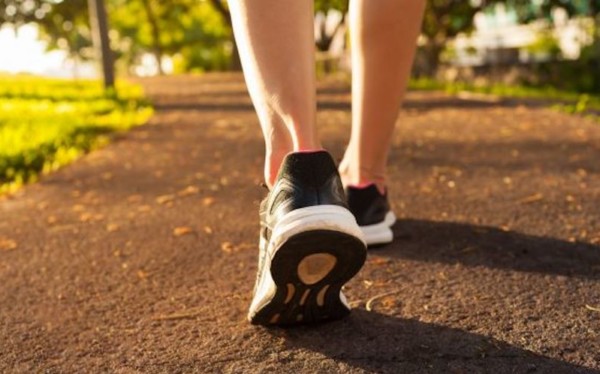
230,37,242,71
421,41,444,78
87,0,115,90
208,0,241,71
140,0,164,75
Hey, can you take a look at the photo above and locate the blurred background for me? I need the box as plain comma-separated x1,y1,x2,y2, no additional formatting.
1,0,600,193
0,0,598,91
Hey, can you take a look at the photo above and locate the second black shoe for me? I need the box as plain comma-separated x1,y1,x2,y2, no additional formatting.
346,184,396,246
248,151,367,326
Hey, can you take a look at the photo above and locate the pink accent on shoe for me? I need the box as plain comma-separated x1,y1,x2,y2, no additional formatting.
292,149,326,154
347,182,376,189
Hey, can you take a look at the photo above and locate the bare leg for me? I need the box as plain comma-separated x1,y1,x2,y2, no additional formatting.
340,0,426,192
229,0,320,187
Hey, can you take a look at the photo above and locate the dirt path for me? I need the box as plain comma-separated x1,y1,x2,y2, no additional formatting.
1,74,599,373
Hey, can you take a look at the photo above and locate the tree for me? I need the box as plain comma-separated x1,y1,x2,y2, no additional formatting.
207,0,240,70
109,0,231,73
87,0,114,89
315,0,349,53
1,0,46,27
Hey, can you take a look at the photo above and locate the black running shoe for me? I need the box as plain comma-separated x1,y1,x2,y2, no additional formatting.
346,184,396,246
249,151,367,326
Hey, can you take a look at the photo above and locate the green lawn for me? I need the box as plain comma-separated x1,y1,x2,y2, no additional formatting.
0,76,153,194
408,77,600,115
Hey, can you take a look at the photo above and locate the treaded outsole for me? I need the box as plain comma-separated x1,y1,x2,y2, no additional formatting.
250,229,366,326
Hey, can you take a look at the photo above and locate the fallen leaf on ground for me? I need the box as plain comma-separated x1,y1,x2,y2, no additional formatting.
585,304,600,313
178,186,200,196
202,197,215,206
203,226,213,235
127,195,143,203
0,238,17,251
80,213,104,222
173,227,194,237
79,213,93,222
156,194,175,204
221,242,254,253
368,257,390,266
366,290,403,312
72,204,85,212
460,246,478,254
221,241,234,253
518,193,544,204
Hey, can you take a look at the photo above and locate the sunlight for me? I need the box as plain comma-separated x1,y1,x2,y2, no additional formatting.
0,24,93,77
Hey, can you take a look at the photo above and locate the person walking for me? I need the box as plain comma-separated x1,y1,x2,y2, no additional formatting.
228,0,426,325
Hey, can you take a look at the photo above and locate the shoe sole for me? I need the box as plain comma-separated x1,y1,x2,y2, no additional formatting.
361,211,397,247
249,206,367,326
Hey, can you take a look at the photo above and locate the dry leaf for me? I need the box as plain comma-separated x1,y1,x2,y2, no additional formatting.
173,227,194,237
221,241,235,253
368,257,390,266
518,193,544,204
178,186,200,196
203,226,213,235
156,194,175,204
221,242,253,253
0,238,17,251
460,246,478,254
127,194,143,203
106,223,119,232
585,304,600,313
72,204,85,212
202,197,215,206
79,213,93,222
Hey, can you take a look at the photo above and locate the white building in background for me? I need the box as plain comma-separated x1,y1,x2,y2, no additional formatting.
451,4,595,66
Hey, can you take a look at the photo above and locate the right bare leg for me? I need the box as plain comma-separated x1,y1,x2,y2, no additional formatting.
229,0,320,187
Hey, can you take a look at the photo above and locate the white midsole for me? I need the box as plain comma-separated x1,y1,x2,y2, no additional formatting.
249,205,365,318
360,211,396,246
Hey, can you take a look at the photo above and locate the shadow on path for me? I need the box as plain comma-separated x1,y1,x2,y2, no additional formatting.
375,219,600,280
275,310,594,373
150,96,527,113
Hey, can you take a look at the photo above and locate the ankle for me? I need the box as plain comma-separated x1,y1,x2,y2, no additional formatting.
339,160,386,194
265,147,291,188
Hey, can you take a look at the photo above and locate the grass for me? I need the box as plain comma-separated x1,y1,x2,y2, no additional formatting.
0,76,153,194
408,77,600,116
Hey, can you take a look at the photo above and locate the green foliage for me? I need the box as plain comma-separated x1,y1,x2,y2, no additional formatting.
0,77,153,193
315,0,348,13
525,28,562,58
408,77,600,114
109,0,232,72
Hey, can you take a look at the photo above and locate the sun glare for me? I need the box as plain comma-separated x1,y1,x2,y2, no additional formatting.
0,24,82,77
